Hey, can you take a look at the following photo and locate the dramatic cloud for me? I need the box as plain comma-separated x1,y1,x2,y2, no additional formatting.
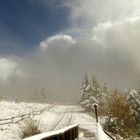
71,0,140,25
39,34,76,51
1,0,140,102
92,17,140,70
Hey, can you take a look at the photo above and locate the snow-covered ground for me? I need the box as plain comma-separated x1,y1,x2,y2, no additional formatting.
0,101,49,118
0,101,96,140
0,101,50,140
0,100,112,140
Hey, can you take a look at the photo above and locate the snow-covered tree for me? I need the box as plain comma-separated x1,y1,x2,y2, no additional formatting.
123,88,140,136
102,83,110,98
80,74,93,110
124,89,140,123
80,75,100,113
91,76,105,110
101,83,111,111
91,76,101,99
80,74,111,114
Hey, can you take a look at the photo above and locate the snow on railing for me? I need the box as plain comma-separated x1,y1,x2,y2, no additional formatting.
22,124,78,140
94,104,115,140
95,123,110,140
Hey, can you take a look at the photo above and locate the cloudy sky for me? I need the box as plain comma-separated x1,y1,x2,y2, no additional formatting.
0,0,140,103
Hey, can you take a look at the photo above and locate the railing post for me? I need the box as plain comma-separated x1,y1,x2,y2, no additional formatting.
94,104,98,123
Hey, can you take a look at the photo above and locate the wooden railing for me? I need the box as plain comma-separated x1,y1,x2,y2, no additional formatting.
0,108,46,126
0,104,54,127
23,124,79,140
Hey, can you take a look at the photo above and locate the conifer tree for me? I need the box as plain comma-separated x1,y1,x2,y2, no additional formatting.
91,76,102,104
80,74,99,112
101,82,111,110
80,74,111,114
124,89,140,123
124,88,140,135
80,74,91,110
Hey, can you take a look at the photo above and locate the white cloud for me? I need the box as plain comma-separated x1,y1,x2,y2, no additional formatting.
71,0,140,24
47,34,75,44
0,58,22,81
39,41,48,51
88,18,140,85
39,34,76,51
67,0,140,40
92,17,140,58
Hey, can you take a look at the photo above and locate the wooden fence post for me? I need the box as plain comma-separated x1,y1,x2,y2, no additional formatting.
94,104,98,123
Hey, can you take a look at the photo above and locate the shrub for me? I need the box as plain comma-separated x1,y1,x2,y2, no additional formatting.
103,90,136,138
20,117,41,139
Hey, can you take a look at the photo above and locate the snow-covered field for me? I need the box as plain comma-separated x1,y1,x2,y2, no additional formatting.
0,101,51,140
0,100,114,140
0,100,98,140
0,101,49,118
